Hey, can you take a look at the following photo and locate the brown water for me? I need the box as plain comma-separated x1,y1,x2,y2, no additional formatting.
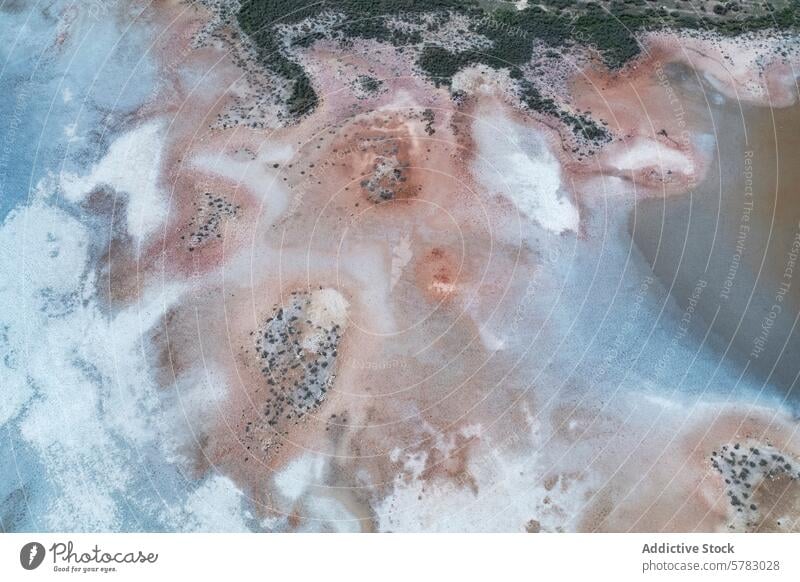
632,66,800,403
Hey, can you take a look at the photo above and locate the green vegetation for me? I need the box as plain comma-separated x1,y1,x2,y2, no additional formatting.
356,74,383,94
237,1,320,116
237,0,799,137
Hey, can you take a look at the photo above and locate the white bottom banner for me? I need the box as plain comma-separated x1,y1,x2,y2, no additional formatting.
2,533,798,581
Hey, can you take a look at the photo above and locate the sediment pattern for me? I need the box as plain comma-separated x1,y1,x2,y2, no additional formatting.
2,0,800,533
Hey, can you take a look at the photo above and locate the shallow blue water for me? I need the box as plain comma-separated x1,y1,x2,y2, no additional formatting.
0,1,156,221
0,1,195,533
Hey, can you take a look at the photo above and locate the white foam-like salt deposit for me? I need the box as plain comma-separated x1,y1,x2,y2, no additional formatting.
272,450,363,531
0,364,30,426
339,243,397,333
301,497,360,532
308,288,349,328
389,233,413,290
63,123,79,142
60,120,168,245
609,138,694,174
159,365,231,464
0,197,88,423
478,326,506,352
0,181,244,530
0,196,129,528
178,474,253,532
375,426,593,532
274,453,328,502
0,6,268,532
300,288,349,352
472,105,579,235
191,147,292,223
